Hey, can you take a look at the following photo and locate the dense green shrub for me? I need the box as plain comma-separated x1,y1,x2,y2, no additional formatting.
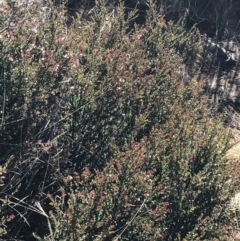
45,98,233,240
0,0,237,240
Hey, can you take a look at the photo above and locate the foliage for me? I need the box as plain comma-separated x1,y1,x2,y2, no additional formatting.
60,0,240,40
0,0,238,240
46,91,234,240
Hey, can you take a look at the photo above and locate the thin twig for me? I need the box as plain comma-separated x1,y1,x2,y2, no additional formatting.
115,199,146,240
0,68,6,128
35,201,54,240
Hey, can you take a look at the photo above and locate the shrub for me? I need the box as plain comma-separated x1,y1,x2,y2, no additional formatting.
0,0,237,240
